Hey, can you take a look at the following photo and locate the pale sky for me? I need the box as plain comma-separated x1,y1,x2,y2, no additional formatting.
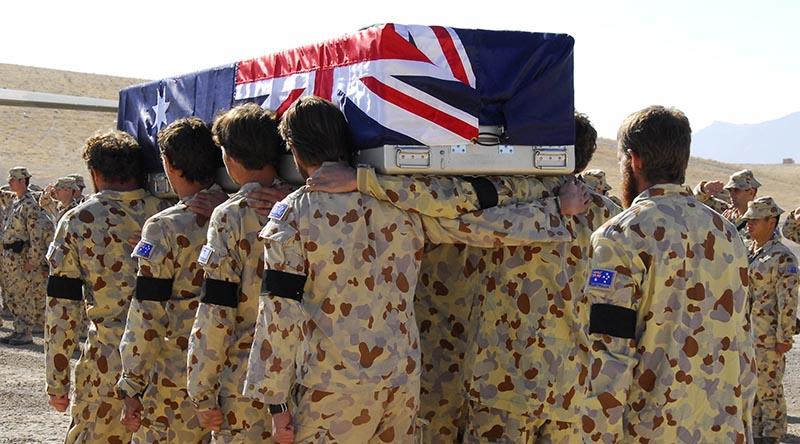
2,0,798,138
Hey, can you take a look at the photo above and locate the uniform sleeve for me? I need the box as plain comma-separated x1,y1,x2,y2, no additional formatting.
187,208,241,410
776,254,799,344
38,193,58,219
24,202,51,263
357,168,484,218
245,219,306,404
691,181,730,215
118,220,173,397
420,197,572,247
0,190,14,209
580,232,642,442
44,216,84,397
781,209,800,244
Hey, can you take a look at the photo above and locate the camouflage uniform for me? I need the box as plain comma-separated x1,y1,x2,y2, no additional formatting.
244,171,572,444
743,197,799,440
0,187,52,337
694,170,761,242
781,208,800,244
580,184,756,443
46,189,168,444
348,169,590,443
578,169,623,210
186,179,292,443
39,176,80,224
117,186,225,444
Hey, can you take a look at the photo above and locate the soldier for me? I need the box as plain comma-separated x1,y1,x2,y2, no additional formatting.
39,176,80,223
245,96,590,444
781,206,800,244
186,103,293,443
45,130,170,443
578,168,623,208
579,106,756,443
742,197,798,444
0,166,53,346
694,169,761,236
304,117,595,444
116,117,223,444
67,173,87,203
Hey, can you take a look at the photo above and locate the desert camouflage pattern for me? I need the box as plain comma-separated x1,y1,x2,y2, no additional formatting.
351,170,589,442
725,169,762,190
747,237,798,439
580,184,756,444
466,400,581,444
39,193,79,224
291,383,419,444
693,181,733,215
608,194,623,209
782,208,800,244
0,191,52,334
245,172,575,442
118,187,224,444
45,188,168,444
187,179,292,443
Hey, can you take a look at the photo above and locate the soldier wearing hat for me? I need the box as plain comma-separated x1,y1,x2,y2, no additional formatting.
39,177,80,224
0,166,53,345
579,168,623,208
66,173,87,203
694,169,761,235
742,197,798,444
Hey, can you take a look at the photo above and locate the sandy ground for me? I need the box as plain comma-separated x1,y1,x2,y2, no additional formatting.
1,317,799,443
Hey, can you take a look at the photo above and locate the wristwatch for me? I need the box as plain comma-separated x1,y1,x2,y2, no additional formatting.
269,402,289,414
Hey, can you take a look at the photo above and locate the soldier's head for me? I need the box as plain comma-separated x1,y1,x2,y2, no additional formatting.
279,96,351,180
67,173,86,198
743,196,783,244
725,169,760,211
82,130,144,191
53,176,78,205
158,117,221,187
7,166,31,193
212,103,283,184
574,111,598,174
616,105,691,207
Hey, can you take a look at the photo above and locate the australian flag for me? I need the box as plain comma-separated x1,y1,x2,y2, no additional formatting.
118,23,575,174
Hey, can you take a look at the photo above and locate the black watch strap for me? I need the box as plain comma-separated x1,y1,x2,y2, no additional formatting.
269,402,289,414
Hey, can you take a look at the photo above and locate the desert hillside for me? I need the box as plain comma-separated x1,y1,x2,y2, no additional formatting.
2,63,799,214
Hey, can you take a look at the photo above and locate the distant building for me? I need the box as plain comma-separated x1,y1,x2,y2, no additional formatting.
782,158,794,164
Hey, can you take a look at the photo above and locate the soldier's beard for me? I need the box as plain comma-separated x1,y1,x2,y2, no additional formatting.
621,163,638,209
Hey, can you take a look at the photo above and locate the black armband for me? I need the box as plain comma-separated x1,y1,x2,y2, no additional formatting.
135,276,174,302
464,176,499,209
200,278,239,308
589,303,636,339
269,402,289,414
261,269,306,302
47,275,83,301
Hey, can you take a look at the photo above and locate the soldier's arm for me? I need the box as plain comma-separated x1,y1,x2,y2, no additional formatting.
580,231,642,442
245,220,304,405
44,218,84,398
186,212,241,411
0,189,14,208
24,203,50,266
781,208,800,244
776,254,799,347
118,221,172,398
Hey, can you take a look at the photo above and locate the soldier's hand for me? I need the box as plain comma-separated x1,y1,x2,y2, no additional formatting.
196,408,224,432
246,186,291,217
702,180,724,196
187,190,230,218
722,208,735,221
558,180,591,216
271,411,295,444
120,396,143,432
306,161,357,193
48,394,70,412
776,342,792,354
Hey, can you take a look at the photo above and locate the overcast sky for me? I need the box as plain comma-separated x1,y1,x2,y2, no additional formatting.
2,0,797,138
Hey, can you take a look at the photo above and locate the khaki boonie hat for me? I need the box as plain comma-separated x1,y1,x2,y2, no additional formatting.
724,169,761,190
742,196,784,220
67,174,85,188
54,177,79,191
8,166,31,179
580,169,612,191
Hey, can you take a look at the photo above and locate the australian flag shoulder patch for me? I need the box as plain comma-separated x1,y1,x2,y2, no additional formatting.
588,269,616,290
133,240,155,259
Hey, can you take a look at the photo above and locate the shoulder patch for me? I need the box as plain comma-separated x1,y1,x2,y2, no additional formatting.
133,240,155,259
269,202,290,220
198,244,214,266
789,266,798,274
588,269,616,290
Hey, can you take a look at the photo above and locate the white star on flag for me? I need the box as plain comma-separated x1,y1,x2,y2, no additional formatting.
152,86,170,131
